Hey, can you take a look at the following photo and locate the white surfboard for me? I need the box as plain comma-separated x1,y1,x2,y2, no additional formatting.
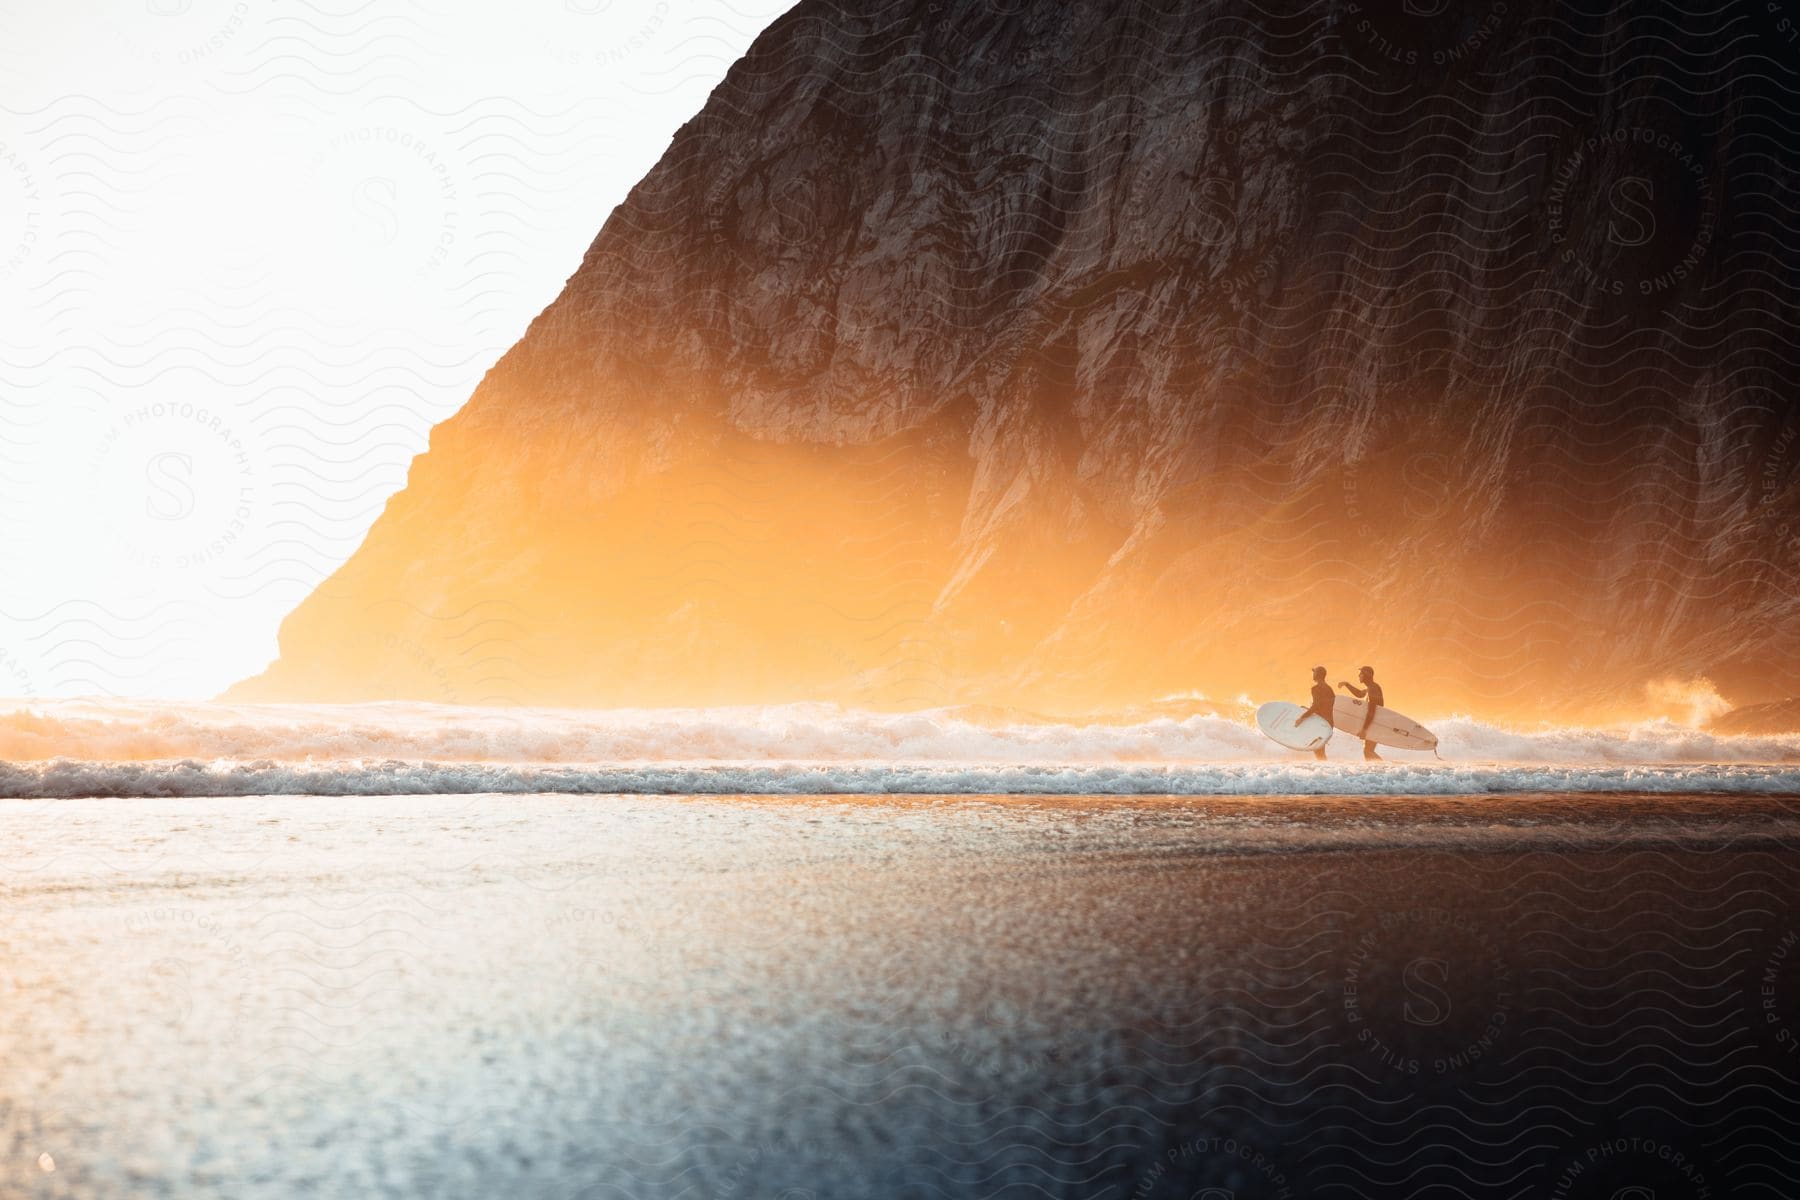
1256,701,1333,752
1328,696,1437,752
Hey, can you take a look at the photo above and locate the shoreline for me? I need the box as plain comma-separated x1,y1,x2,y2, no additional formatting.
7,758,1800,798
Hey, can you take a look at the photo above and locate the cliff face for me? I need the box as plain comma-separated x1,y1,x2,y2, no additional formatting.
233,0,1800,719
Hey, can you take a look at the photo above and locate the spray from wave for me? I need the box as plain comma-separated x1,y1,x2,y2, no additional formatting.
1,699,1796,797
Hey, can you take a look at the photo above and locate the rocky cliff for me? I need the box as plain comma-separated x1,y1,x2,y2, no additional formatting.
232,0,1800,721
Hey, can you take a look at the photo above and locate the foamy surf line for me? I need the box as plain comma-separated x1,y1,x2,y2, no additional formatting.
6,700,1800,767
7,760,1800,798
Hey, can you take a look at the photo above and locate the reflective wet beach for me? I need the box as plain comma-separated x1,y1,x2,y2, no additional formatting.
4,792,1798,1198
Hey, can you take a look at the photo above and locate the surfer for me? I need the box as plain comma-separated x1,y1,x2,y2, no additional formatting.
1294,665,1335,759
1337,666,1384,760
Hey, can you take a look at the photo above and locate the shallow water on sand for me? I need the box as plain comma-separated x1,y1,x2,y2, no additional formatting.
4,792,1799,1198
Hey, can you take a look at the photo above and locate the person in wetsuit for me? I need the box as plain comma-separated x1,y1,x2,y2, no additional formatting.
1294,665,1335,759
1337,665,1384,760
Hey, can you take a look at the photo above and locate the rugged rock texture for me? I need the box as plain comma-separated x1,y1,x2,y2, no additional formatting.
233,0,1800,718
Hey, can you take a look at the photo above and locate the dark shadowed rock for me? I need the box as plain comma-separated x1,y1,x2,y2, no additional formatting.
231,0,1800,718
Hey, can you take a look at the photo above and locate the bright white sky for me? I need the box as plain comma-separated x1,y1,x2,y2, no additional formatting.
0,0,793,699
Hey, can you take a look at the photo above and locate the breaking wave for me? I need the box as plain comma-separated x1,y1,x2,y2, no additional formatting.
2,699,1797,797
6,758,1800,799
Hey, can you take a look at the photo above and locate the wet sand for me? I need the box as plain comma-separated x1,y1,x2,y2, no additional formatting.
4,792,1798,1198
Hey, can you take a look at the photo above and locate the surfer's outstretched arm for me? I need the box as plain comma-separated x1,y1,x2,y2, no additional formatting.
1337,682,1367,698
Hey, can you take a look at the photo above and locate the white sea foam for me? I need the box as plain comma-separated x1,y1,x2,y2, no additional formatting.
5,758,1800,799
1,699,1796,797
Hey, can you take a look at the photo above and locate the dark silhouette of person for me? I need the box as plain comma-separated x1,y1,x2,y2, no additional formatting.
1294,665,1334,759
1337,665,1384,760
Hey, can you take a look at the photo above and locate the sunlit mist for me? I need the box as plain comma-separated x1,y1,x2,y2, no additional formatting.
0,0,792,698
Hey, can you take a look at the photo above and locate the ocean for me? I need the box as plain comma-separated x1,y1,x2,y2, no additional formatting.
3,703,1798,1197
4,698,1799,797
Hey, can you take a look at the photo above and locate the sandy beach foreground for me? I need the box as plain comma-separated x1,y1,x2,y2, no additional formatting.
5,791,1798,1198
